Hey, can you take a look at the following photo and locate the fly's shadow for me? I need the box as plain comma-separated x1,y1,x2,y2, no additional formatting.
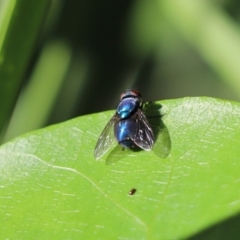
105,143,142,165
143,102,171,159
106,101,171,164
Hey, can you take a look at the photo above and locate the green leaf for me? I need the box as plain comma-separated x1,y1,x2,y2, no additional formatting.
159,0,240,96
1,97,240,239
0,1,50,133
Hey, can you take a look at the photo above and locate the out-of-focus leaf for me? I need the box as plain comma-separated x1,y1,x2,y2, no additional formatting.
0,1,50,134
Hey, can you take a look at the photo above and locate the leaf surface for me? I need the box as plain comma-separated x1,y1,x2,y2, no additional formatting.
1,97,240,239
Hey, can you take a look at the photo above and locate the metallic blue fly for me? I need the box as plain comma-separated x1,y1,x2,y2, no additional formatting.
94,89,154,159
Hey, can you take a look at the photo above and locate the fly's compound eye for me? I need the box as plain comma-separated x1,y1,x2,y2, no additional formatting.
131,90,140,97
120,89,141,100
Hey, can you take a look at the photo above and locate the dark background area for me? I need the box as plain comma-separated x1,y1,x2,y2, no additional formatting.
49,0,240,119
2,0,240,140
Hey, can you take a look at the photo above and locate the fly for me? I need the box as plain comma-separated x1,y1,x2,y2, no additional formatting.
94,89,154,159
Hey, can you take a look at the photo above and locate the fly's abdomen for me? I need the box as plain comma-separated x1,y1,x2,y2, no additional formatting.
114,119,137,148
117,98,140,119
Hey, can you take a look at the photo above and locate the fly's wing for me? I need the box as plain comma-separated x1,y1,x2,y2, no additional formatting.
94,114,118,159
131,109,154,150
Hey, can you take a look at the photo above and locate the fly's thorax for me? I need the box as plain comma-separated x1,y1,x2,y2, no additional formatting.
117,97,141,119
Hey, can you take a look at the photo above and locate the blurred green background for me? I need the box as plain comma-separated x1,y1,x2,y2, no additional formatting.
1,0,240,143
